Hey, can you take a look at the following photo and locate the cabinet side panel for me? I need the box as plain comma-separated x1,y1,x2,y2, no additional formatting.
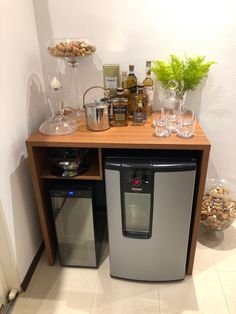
26,144,56,265
186,147,210,274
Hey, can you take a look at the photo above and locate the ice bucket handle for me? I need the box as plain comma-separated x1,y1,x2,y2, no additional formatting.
83,86,110,108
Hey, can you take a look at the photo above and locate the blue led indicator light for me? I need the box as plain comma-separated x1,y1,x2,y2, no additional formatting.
67,191,75,196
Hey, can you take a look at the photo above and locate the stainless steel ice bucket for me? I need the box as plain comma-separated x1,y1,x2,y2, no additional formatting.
83,86,111,131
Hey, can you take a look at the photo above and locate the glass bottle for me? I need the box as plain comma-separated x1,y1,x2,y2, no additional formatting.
166,80,179,133
121,71,128,89
133,84,148,126
143,61,154,117
112,87,129,127
121,71,131,116
126,65,137,95
125,66,137,117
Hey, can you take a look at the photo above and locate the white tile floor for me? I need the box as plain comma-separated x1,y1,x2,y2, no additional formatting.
12,221,236,314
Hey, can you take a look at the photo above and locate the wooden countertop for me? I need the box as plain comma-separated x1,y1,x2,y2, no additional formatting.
26,117,210,150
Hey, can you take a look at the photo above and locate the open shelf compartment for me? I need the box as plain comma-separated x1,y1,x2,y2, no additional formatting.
32,147,103,180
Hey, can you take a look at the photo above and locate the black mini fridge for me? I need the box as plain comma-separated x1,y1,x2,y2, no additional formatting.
105,156,197,281
49,182,105,268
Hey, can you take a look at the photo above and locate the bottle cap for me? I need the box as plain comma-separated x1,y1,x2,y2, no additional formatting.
116,87,124,95
137,83,144,89
146,61,152,67
129,65,134,71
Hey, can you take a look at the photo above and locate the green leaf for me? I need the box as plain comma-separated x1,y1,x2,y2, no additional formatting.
151,54,216,93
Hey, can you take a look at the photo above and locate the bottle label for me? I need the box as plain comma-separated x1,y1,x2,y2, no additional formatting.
137,100,143,108
144,86,154,106
113,105,128,125
128,85,137,94
113,105,128,115
114,113,125,121
133,111,146,123
105,77,117,89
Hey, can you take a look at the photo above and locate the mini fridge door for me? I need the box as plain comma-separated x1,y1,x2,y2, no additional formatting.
50,189,97,267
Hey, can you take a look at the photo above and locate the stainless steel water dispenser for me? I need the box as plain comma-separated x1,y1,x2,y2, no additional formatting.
105,157,196,281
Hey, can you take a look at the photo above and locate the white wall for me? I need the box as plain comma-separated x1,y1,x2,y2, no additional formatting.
0,0,45,283
34,0,236,182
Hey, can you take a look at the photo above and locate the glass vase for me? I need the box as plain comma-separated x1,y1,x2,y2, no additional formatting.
176,90,187,113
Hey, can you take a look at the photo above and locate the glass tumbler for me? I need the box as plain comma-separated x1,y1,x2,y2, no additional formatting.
154,114,171,138
178,110,196,138
152,109,162,127
166,108,179,133
153,107,169,127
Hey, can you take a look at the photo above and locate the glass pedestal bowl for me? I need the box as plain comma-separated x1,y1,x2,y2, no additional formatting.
201,178,236,232
47,37,96,114
47,38,96,67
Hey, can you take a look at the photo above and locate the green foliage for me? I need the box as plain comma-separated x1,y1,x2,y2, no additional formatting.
151,54,216,95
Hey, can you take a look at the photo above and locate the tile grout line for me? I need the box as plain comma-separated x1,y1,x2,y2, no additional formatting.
216,269,231,314
157,285,161,314
209,247,217,269
90,271,99,314
210,246,236,273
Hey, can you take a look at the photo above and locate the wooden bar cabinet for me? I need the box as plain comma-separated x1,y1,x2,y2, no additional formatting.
26,118,210,276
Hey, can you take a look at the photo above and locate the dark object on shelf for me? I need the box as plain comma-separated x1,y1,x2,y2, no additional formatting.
49,148,89,177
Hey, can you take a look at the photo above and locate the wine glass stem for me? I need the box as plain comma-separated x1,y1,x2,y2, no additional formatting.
72,66,80,113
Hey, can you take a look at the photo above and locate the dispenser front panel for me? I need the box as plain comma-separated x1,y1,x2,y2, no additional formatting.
120,168,153,239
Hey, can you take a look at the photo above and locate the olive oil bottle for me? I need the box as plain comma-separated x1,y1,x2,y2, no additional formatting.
125,66,138,117
143,61,154,116
126,65,137,95
121,71,132,116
